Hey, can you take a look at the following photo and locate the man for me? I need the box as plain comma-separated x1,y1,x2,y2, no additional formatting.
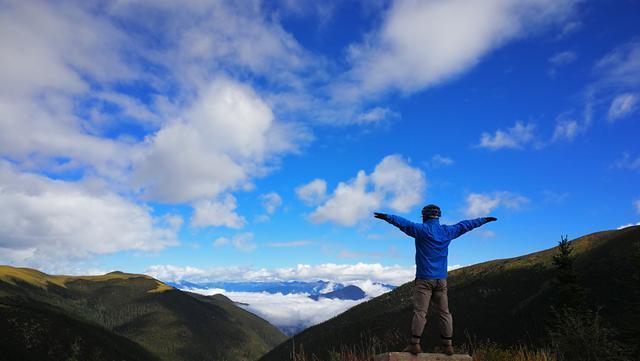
374,204,497,355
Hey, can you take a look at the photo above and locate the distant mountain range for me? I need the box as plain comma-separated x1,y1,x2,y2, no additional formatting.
0,266,286,361
260,226,640,361
168,279,392,299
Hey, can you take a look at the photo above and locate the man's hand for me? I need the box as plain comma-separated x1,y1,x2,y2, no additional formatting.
485,217,497,222
374,212,388,221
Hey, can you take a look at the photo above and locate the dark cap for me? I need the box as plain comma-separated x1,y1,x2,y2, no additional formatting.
422,204,441,218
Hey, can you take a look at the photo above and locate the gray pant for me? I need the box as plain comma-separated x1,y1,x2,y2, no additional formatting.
410,278,453,346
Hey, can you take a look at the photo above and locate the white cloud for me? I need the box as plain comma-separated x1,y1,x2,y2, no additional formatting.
0,1,135,98
635,199,640,215
133,79,303,204
188,289,366,333
549,51,577,66
464,191,530,217
552,118,580,141
430,154,455,167
212,233,256,252
260,192,283,214
0,0,310,194
0,162,179,268
105,0,310,84
356,107,399,124
371,155,426,212
0,1,149,180
613,153,640,171
147,262,416,286
618,222,640,230
335,0,578,99
595,41,640,89
309,155,425,226
296,179,328,206
191,194,246,229
310,171,381,226
607,93,638,121
347,279,393,298
478,121,537,150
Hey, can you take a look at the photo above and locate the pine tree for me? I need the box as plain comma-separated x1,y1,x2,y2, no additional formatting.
551,235,584,310
549,236,630,361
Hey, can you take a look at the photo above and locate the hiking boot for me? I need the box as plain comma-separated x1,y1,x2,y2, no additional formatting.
442,344,454,355
402,343,422,355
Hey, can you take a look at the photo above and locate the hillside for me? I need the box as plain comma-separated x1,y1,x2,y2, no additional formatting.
261,226,640,361
0,266,286,361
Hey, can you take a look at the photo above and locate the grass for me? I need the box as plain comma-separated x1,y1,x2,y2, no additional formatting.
290,342,557,361
0,265,173,293
466,343,557,361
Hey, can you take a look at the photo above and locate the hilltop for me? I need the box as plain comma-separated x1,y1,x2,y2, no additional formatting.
0,266,286,361
261,226,640,361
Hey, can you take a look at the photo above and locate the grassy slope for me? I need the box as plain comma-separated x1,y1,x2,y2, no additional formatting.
261,226,640,361
0,267,287,361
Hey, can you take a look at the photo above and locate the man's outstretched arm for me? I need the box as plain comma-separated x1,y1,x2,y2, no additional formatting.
374,212,419,238
444,217,497,240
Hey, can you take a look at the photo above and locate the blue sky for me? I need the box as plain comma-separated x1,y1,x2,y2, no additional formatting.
0,0,638,284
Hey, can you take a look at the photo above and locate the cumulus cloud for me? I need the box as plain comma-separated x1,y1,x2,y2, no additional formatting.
133,79,302,204
296,179,328,206
191,194,246,229
464,191,530,217
335,0,578,99
147,262,416,286
0,0,315,257
0,162,179,268
607,93,638,121
212,233,256,252
478,121,537,150
260,192,283,214
0,1,139,178
309,171,381,226
371,155,426,212
309,155,426,226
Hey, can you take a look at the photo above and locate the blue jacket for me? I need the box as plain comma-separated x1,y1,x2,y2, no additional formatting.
385,215,489,279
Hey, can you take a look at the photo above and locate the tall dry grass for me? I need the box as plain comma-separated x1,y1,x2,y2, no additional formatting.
292,341,557,361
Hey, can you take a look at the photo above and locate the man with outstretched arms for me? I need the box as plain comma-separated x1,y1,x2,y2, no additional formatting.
374,204,497,355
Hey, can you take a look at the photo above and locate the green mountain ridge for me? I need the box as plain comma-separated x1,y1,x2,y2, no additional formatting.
260,226,640,361
0,265,286,361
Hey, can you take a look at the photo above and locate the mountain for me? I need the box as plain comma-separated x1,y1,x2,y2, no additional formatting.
261,226,640,361
0,266,286,361
169,280,345,296
310,285,366,301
